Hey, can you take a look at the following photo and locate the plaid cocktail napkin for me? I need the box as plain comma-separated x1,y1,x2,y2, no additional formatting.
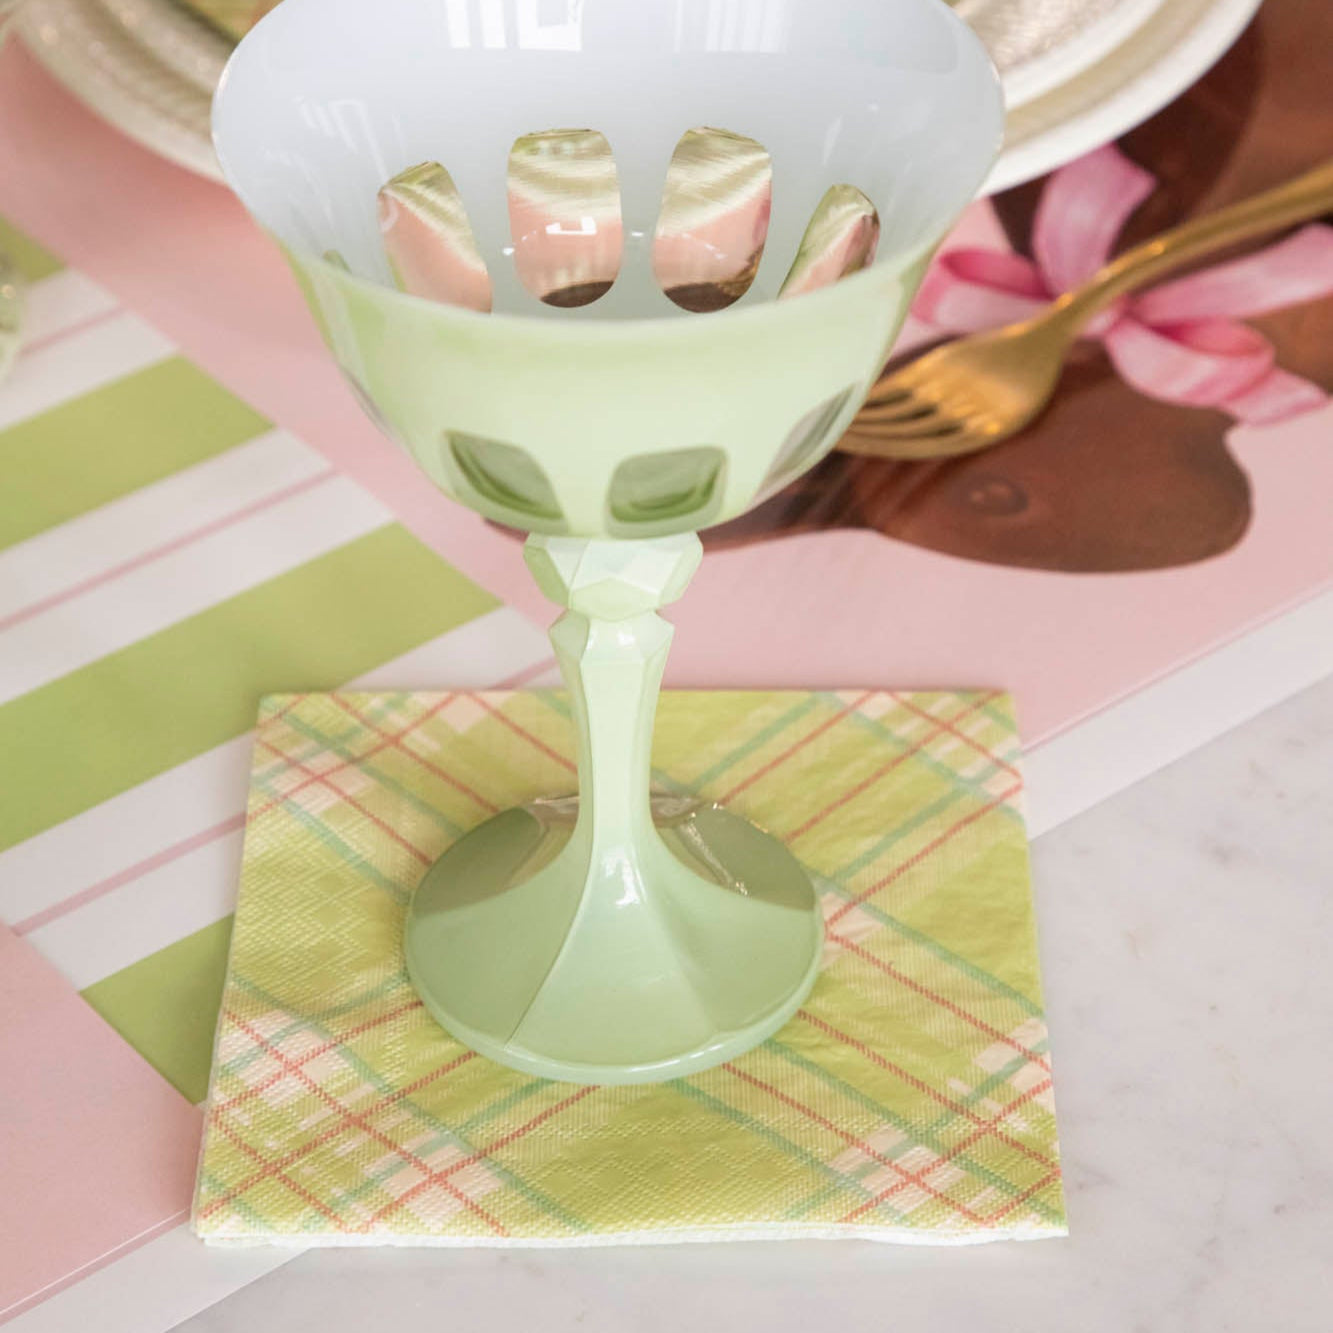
194,689,1064,1245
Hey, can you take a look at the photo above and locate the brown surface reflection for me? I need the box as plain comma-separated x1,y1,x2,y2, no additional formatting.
709,0,1333,573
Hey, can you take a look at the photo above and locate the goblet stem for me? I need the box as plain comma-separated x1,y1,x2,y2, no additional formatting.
524,531,702,881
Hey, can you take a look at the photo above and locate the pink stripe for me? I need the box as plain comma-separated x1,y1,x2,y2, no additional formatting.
826,782,1023,928
12,813,247,936
468,692,577,772
889,690,1020,778
16,299,125,359
0,926,199,1322
0,467,338,633
718,691,872,806
0,1213,188,1325
496,655,557,690
326,694,500,813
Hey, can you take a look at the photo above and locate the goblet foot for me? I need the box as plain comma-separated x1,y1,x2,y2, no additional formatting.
404,794,823,1085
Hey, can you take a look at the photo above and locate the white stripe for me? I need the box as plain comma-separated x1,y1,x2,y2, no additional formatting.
2,1225,296,1333
0,310,172,430
20,269,119,346
0,608,548,927
1025,587,1333,837
0,430,327,622
0,477,391,704
24,828,245,990
349,605,550,689
0,735,255,927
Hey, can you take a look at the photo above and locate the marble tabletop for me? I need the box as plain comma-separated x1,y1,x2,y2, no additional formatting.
174,675,1333,1333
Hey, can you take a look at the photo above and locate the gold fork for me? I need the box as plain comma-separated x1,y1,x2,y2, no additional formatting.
840,158,1333,461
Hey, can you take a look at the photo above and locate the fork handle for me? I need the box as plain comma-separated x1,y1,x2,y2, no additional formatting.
1056,158,1333,329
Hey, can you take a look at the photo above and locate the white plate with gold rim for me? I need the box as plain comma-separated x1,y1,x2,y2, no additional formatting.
17,0,226,179
16,0,1264,194
957,0,1169,108
149,0,1175,111
988,0,1262,191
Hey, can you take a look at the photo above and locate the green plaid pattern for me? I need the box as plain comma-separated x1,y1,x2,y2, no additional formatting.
194,689,1064,1243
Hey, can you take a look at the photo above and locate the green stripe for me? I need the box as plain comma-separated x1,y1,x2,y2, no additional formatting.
823,886,1044,1018
453,1077,549,1137
689,694,824,789
198,1172,277,1233
770,1042,1064,1224
672,1078,868,1206
81,917,234,1104
845,707,1025,823
921,1049,1048,1139
0,524,498,852
218,973,407,1082
249,764,415,904
831,785,968,880
261,689,402,766
0,358,270,549
0,216,63,282
280,710,468,840
363,1097,589,1234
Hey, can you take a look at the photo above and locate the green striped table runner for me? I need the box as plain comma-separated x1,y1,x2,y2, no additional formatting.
0,214,550,1101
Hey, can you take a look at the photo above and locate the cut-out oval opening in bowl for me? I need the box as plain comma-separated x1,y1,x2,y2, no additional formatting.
654,128,772,314
379,162,493,313
779,186,880,300
508,129,624,308
214,0,1005,326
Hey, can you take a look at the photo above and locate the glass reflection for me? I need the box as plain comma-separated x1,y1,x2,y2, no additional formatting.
654,127,772,313
379,161,494,312
508,130,623,306
780,184,880,298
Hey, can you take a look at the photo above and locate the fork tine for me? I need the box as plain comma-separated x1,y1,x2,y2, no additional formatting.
858,402,942,427
861,382,915,408
855,387,942,426
840,416,987,460
854,414,967,441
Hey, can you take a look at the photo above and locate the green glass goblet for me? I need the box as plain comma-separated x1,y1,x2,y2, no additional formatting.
213,0,1002,1084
